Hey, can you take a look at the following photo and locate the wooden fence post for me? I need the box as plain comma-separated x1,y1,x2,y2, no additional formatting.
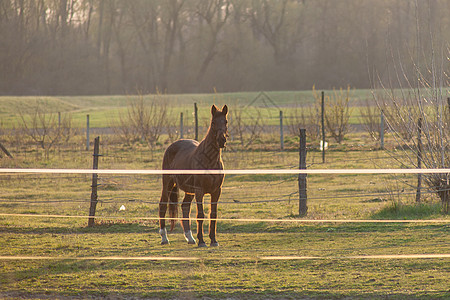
180,112,184,139
0,142,13,158
298,128,308,216
88,136,100,227
321,91,326,163
194,103,198,141
279,110,284,151
416,118,422,203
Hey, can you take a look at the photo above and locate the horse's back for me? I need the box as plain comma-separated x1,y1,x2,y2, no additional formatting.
162,139,199,170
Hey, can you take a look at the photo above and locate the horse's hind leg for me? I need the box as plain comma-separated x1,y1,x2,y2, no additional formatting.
195,191,207,247
181,193,195,244
159,176,173,245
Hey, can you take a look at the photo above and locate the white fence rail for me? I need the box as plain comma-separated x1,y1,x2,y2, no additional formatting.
0,168,449,175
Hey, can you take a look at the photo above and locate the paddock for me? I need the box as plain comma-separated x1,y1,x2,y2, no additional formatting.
1,162,449,298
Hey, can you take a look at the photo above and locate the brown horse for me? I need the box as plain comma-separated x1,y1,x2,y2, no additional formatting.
159,104,228,247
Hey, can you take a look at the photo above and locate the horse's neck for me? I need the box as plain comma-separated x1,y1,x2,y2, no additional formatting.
195,128,221,169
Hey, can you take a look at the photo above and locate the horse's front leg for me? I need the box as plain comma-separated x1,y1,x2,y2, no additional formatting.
195,191,207,247
209,188,221,247
181,193,195,244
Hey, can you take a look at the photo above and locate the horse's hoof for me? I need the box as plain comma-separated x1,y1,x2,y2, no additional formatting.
159,228,169,245
210,242,219,247
184,230,196,245
198,242,207,248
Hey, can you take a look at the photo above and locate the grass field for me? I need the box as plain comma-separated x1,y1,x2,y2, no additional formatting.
1,144,449,299
0,89,409,128
0,92,449,299
1,88,448,129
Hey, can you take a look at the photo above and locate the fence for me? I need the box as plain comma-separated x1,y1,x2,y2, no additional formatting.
1,166,449,262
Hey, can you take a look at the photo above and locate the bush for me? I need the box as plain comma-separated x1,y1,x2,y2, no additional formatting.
313,86,353,144
112,93,172,146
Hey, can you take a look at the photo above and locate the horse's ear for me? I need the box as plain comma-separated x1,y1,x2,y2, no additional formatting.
211,105,218,116
222,105,228,115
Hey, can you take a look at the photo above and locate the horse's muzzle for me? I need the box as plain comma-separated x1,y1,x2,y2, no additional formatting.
217,132,227,148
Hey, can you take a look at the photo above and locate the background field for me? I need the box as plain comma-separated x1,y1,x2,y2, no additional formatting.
0,92,449,299
0,89,395,128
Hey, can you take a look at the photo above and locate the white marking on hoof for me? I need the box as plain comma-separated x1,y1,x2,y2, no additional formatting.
184,230,196,245
160,228,169,245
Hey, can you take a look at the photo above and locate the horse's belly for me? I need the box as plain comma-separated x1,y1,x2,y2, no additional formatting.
175,174,224,195
174,174,196,194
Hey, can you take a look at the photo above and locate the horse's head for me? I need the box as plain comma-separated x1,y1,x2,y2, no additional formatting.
211,104,228,148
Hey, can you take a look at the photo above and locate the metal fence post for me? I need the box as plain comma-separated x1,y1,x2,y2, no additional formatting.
321,91,326,163
180,112,184,139
280,110,284,151
194,103,198,141
86,114,90,151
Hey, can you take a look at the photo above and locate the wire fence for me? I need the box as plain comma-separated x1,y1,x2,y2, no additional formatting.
1,213,449,224
0,167,448,216
1,186,449,205
1,167,449,262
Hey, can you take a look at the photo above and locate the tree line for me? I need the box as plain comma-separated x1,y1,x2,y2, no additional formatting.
1,0,448,95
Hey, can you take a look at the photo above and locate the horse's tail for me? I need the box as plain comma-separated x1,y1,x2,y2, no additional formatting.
168,185,179,232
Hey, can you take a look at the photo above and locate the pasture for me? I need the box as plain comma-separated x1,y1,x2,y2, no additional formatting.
0,93,449,299
0,89,406,128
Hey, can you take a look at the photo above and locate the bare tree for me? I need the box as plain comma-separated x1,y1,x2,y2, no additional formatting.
249,0,306,89
313,86,352,144
375,0,449,212
229,106,263,149
1,1,449,94
359,99,387,141
378,90,449,211
379,93,416,143
249,0,304,64
19,106,74,159
194,0,231,86
285,107,319,142
113,93,171,146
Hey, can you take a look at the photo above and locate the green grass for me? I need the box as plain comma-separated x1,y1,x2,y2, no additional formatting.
2,88,447,130
0,88,430,128
0,92,449,298
372,202,445,220
0,143,449,299
1,221,449,299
